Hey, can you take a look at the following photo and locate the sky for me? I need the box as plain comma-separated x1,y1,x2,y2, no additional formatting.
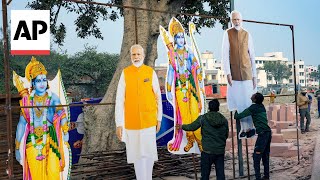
2,0,320,66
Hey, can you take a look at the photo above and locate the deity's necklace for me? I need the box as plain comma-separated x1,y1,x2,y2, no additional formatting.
29,90,52,161
174,47,189,102
33,93,48,118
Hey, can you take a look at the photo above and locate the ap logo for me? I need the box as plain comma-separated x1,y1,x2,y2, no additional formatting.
11,10,50,55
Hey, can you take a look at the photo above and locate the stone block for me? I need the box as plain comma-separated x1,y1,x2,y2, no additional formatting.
276,121,292,129
229,129,237,138
277,106,286,121
285,106,294,121
269,105,280,111
270,143,294,156
226,137,237,151
281,129,301,139
271,145,301,157
268,110,277,121
268,120,277,128
271,134,284,143
271,128,277,134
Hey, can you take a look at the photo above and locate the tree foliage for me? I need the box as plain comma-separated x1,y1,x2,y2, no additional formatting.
27,0,230,45
263,61,292,85
0,36,118,99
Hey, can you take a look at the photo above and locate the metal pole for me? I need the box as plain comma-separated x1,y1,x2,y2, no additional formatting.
290,25,300,164
245,139,250,180
192,154,198,180
230,112,236,179
2,0,13,178
236,119,244,176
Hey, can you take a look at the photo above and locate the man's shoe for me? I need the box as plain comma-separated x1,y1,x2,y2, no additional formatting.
247,129,256,138
262,176,270,180
301,130,305,134
305,129,310,132
240,132,247,138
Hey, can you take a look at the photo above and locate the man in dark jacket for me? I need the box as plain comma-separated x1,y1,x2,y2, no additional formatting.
235,92,272,180
176,99,229,180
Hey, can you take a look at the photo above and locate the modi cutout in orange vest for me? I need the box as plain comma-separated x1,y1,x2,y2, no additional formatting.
124,64,158,130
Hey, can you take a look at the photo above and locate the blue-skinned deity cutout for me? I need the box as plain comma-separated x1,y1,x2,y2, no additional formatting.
13,57,71,180
159,17,206,154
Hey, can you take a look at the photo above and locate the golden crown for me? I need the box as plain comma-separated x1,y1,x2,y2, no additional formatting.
169,17,184,37
25,56,47,82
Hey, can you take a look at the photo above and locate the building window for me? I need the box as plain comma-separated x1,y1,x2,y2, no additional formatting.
299,65,304,69
299,72,304,76
203,63,206,67
289,79,293,83
300,80,304,83
288,65,292,68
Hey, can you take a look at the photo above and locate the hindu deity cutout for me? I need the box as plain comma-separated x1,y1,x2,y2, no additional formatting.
13,57,71,179
159,17,206,154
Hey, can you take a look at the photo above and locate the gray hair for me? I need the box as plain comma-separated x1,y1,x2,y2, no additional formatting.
230,10,242,20
130,44,145,56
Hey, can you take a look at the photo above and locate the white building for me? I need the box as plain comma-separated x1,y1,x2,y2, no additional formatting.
201,51,228,85
255,52,290,87
305,65,319,87
288,60,305,87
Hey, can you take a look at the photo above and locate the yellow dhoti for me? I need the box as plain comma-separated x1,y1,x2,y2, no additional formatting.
176,89,202,152
25,127,63,180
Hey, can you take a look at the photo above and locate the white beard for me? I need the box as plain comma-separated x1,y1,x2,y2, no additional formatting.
132,60,143,67
234,25,241,30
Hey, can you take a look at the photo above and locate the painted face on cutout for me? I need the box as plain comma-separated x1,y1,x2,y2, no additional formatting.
231,12,242,28
32,74,48,94
175,32,185,48
131,46,145,67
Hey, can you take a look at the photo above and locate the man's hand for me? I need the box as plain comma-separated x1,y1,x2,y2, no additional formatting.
227,74,232,86
252,77,257,89
116,126,123,141
156,121,161,133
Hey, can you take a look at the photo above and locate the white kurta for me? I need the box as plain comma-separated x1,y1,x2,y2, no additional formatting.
222,27,257,113
115,67,163,163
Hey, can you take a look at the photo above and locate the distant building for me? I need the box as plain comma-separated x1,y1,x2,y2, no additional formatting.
305,65,319,87
155,51,319,93
255,52,289,87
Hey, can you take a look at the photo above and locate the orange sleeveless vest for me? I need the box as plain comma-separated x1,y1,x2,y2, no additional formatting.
124,65,158,130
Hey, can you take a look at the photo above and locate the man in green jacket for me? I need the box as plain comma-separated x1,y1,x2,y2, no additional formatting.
234,92,271,180
176,99,228,180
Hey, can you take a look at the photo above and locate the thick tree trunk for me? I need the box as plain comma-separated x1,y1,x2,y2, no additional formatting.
81,0,184,153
